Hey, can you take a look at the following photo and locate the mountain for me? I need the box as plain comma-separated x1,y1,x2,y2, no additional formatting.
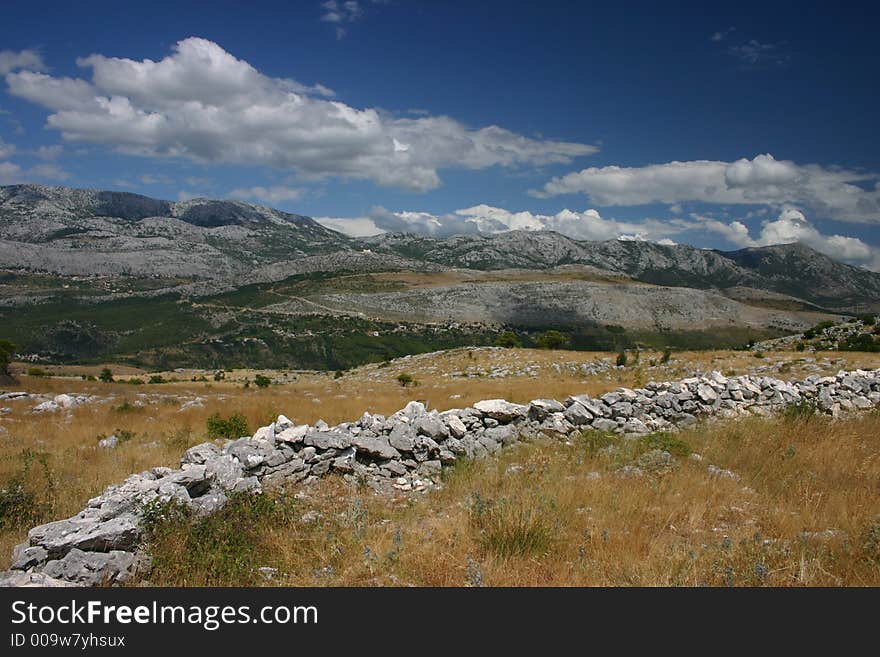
3,184,876,369
367,231,880,312
2,184,879,315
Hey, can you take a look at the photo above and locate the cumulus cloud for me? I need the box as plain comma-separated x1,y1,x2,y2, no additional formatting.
0,159,71,184
534,153,880,224
0,49,47,75
6,38,595,192
321,205,689,242
691,207,879,270
229,185,306,204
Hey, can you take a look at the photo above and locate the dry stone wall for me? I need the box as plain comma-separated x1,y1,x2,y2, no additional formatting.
3,367,879,587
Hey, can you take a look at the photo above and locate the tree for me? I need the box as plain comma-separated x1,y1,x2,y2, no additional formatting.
535,330,568,350
494,331,522,348
99,367,114,383
0,340,15,379
397,373,415,387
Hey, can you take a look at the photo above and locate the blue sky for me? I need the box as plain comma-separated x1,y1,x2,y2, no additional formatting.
1,1,879,268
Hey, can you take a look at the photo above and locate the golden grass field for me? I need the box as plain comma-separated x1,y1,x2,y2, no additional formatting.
2,347,879,585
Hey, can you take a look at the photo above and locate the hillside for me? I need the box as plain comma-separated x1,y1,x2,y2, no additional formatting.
1,185,878,368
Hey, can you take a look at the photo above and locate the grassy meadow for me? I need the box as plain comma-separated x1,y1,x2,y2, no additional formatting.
1,347,879,585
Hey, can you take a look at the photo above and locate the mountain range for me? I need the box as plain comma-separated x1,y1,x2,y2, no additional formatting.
1,184,878,369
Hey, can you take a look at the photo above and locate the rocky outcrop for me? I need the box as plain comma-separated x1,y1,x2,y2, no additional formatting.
3,367,879,587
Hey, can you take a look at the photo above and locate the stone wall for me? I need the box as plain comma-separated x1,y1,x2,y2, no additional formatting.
3,367,879,587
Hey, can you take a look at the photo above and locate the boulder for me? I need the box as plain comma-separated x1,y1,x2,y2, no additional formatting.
303,430,352,451
473,399,527,423
180,442,221,466
351,434,400,460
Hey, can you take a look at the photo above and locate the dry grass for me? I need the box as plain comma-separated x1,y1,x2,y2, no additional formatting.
2,347,880,584
138,412,880,587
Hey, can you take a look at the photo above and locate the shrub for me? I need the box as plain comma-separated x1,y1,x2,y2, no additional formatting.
397,373,415,387
27,367,48,377
254,374,272,388
616,351,628,367
206,412,250,440
98,367,114,383
148,375,166,384
494,331,522,348
0,449,55,531
535,330,568,350
334,370,344,379
857,314,876,326
660,347,672,364
0,340,15,378
753,351,764,359
213,370,225,381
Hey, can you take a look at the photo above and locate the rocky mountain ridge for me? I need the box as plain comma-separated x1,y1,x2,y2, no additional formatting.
2,184,879,313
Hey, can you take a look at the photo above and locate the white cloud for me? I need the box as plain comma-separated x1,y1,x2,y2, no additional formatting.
139,173,173,185
534,153,880,224
342,204,687,242
690,207,880,270
711,27,735,42
0,161,23,184
728,40,790,66
229,185,306,204
7,38,595,192
315,215,385,237
34,144,62,160
0,138,14,159
0,159,71,184
0,49,47,75
321,0,363,23
27,163,70,180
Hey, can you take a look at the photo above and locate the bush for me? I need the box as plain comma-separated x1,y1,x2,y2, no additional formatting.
148,375,166,384
254,374,272,388
397,373,415,387
0,449,55,531
535,330,568,350
660,347,672,364
98,367,114,383
213,370,225,381
27,367,48,377
0,340,15,378
206,412,250,440
333,370,344,379
616,351,628,367
753,351,764,359
857,314,876,326
494,331,522,348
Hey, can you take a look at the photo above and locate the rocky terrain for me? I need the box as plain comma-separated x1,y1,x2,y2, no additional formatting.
3,184,880,314
2,363,878,587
